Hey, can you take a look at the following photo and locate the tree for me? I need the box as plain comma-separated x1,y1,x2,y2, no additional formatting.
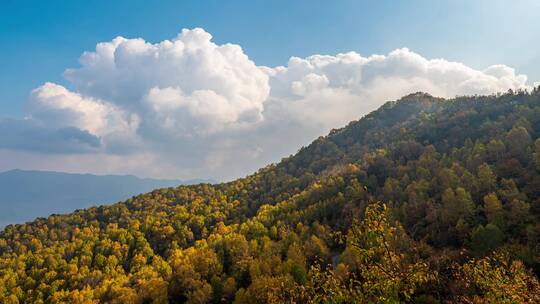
533,138,540,171
470,224,504,255
486,139,505,162
477,163,497,195
505,126,532,161
506,199,531,233
343,202,434,302
483,193,503,227
441,187,476,241
456,253,540,303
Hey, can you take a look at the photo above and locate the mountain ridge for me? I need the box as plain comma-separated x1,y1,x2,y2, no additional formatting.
0,169,215,228
0,168,215,184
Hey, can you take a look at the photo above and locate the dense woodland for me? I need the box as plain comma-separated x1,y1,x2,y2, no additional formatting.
2,90,540,303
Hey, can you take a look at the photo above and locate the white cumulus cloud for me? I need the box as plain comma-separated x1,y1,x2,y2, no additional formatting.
63,28,269,134
29,82,137,137
263,48,530,132
0,29,533,180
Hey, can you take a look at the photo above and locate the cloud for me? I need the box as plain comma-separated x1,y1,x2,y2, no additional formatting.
255,48,531,156
64,28,269,134
0,119,100,153
0,29,533,180
29,82,137,137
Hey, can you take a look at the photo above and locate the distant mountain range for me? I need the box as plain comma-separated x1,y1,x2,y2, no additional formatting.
0,169,214,228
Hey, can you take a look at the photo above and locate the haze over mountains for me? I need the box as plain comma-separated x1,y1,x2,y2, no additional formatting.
0,169,213,228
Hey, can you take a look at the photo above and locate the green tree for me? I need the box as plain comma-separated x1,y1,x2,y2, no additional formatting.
533,138,540,171
470,224,504,255
505,126,532,160
343,202,434,302
477,163,497,195
483,193,503,227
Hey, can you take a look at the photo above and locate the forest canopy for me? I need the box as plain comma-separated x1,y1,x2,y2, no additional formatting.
2,89,540,303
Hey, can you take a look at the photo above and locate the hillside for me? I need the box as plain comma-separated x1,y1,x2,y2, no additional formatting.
0,170,211,228
1,90,540,303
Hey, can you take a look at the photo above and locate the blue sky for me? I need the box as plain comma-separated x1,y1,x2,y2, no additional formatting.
2,0,539,118
1,0,539,179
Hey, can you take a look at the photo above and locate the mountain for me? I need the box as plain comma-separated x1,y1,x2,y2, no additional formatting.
1,90,540,303
0,169,213,228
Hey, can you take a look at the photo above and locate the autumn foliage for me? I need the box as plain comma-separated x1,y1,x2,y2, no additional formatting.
2,90,540,303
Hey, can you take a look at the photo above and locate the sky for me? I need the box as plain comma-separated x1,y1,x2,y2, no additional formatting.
1,0,539,181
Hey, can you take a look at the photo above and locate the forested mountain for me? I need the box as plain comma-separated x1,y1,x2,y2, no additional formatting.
2,89,540,303
0,170,211,228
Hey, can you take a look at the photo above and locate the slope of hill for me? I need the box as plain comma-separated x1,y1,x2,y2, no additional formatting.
0,170,212,228
1,90,540,303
